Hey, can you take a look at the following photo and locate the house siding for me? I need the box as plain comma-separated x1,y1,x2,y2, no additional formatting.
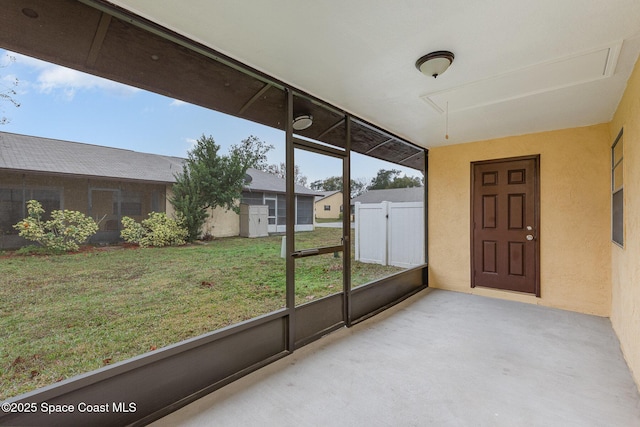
428,123,611,316
610,55,640,390
315,192,342,219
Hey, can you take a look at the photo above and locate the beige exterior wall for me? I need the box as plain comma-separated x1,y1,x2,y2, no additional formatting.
315,192,343,219
610,56,640,388
202,206,239,238
164,187,239,238
428,123,612,316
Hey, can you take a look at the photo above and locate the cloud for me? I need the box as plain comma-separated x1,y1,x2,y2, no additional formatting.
170,99,187,107
6,50,139,100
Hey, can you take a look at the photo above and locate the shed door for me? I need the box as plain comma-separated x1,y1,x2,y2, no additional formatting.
471,156,539,296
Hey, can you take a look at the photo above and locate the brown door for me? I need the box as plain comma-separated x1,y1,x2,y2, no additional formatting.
471,156,539,296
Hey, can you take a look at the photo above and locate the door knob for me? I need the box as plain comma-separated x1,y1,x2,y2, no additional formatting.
526,234,534,241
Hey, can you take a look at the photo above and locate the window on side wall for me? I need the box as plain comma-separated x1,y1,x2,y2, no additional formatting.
0,187,62,234
612,129,624,247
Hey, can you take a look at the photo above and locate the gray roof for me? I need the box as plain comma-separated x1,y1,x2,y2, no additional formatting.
243,167,318,196
0,132,319,195
351,187,424,204
0,131,184,183
314,190,341,201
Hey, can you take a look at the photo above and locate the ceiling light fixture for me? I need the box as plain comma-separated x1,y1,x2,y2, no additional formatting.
415,51,454,78
292,114,313,131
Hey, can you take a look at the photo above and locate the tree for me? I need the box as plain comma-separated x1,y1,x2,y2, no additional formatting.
1,55,20,125
368,169,422,190
170,164,208,242
350,178,368,198
264,162,308,187
229,135,274,170
170,134,248,241
310,176,367,198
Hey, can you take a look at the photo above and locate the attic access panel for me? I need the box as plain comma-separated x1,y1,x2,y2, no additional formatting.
0,0,424,171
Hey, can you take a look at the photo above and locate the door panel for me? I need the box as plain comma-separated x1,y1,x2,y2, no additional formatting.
291,145,347,310
471,156,539,295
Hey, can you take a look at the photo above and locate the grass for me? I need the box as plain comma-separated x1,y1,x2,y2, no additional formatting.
314,217,343,223
0,229,401,399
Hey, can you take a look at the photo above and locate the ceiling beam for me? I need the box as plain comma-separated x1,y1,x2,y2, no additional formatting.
399,150,423,164
365,138,394,154
316,118,344,140
86,12,111,67
238,82,272,115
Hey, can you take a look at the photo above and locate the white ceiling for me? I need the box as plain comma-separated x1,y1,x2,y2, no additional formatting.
107,0,640,149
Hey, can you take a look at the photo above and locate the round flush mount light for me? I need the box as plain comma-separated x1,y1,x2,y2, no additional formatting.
292,114,313,131
415,51,454,78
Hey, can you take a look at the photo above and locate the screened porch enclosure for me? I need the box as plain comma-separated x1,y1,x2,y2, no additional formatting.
0,1,427,425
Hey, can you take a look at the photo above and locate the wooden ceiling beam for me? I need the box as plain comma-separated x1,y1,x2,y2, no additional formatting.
238,82,272,115
86,12,111,67
316,118,344,140
365,138,394,154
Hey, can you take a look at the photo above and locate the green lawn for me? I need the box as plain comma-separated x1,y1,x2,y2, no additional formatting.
0,229,401,399
314,217,343,223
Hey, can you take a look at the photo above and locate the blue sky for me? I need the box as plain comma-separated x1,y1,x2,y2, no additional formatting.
0,49,421,185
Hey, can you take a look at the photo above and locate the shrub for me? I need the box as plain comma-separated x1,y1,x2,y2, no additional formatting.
13,200,99,252
120,212,188,248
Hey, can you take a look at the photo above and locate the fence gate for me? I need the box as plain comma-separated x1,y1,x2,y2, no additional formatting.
354,201,424,268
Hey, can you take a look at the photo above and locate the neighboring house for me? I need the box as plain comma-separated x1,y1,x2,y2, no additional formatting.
314,191,342,219
240,168,319,233
0,132,316,248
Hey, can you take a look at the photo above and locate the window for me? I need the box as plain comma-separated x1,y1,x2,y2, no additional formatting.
241,191,264,206
324,204,331,211
612,130,623,247
151,191,164,213
0,187,62,234
0,188,23,235
277,194,286,225
33,189,62,217
115,191,142,216
297,197,314,225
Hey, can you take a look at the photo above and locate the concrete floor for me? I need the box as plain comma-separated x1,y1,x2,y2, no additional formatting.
151,289,640,427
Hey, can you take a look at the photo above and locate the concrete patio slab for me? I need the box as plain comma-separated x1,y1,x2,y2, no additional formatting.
151,289,640,426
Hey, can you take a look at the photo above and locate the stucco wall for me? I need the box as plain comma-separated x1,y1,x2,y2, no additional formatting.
315,192,343,219
165,187,239,238
428,123,611,316
610,56,640,388
202,206,240,238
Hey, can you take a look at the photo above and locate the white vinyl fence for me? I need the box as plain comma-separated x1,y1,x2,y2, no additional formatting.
354,201,425,268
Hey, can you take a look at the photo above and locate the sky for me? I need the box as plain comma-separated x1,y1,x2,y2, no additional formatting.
0,49,421,186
